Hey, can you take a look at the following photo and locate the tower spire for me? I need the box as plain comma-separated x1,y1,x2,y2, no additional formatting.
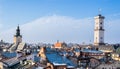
14,25,22,44
16,24,20,36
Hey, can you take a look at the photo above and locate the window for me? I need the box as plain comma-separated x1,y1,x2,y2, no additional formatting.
96,27,98,29
96,48,99,51
100,27,102,30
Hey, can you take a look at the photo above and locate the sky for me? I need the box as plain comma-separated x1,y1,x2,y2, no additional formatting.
0,0,120,44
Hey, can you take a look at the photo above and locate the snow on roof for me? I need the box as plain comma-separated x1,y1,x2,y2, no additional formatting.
46,52,64,64
3,57,19,67
2,52,17,58
74,48,81,52
46,51,76,67
53,62,66,66
67,66,75,68
36,67,44,69
83,49,103,53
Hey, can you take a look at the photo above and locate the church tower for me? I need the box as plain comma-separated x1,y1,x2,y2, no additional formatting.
14,25,22,44
94,14,105,46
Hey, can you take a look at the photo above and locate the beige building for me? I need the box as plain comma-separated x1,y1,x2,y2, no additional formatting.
96,61,120,69
98,45,114,53
112,53,120,61
8,25,25,52
38,47,46,59
14,25,22,44
0,62,3,69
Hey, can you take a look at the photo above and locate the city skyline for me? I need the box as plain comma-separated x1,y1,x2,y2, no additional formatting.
0,0,120,43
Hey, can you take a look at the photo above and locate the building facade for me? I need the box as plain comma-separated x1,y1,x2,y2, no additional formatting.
94,14,105,46
14,25,22,44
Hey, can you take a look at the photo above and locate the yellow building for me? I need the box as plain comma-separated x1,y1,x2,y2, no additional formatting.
112,53,120,61
38,47,46,59
0,62,3,69
54,41,67,49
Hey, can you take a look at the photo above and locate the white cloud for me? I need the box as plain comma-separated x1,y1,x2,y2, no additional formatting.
0,15,94,44
1,14,120,44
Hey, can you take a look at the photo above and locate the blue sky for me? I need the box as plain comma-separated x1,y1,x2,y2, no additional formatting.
0,0,120,44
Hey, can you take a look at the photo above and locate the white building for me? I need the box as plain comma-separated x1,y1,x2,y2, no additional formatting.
94,14,105,46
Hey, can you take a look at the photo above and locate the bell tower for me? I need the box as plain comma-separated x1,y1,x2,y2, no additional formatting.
94,14,105,46
14,25,22,44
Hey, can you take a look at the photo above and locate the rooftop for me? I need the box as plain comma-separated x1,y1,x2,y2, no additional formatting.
46,48,76,68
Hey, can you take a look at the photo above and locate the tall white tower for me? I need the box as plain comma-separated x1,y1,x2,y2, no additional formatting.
94,14,105,46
